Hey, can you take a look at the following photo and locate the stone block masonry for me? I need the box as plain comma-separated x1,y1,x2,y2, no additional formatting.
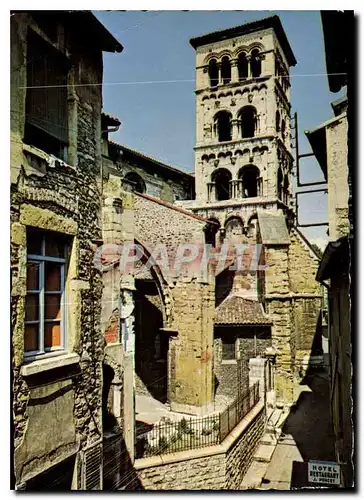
133,401,265,490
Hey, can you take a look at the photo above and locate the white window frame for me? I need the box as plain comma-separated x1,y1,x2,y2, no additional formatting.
24,233,67,360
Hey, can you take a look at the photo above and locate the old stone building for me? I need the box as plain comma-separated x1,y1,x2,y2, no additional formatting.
176,15,324,404
101,123,194,203
10,11,127,490
11,11,333,492
307,11,354,488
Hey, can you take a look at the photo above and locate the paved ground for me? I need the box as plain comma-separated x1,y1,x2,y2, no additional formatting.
260,370,336,491
135,392,234,426
241,369,337,491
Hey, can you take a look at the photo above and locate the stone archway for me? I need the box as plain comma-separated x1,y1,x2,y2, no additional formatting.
133,240,172,403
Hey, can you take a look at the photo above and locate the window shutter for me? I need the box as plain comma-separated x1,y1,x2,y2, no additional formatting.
26,30,69,144
81,440,103,490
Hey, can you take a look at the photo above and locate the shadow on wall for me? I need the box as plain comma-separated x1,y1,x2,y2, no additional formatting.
283,367,336,463
102,364,144,491
103,432,144,491
134,281,168,403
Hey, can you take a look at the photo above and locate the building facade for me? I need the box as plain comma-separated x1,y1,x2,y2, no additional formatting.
177,15,324,405
10,11,126,490
307,10,354,488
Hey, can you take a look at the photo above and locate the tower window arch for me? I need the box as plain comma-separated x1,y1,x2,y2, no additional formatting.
281,119,286,138
224,216,244,241
208,59,219,88
276,110,280,132
221,56,231,84
204,218,221,247
214,110,232,142
250,49,262,78
237,52,248,81
239,165,260,198
124,172,146,194
277,167,283,200
212,168,232,201
239,106,257,138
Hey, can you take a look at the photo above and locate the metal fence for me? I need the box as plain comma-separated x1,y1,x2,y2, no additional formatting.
136,381,260,459
219,381,260,441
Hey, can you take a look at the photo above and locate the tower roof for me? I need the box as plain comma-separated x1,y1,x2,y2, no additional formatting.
190,15,296,67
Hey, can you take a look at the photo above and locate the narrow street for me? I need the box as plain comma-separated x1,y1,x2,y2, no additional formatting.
242,368,337,490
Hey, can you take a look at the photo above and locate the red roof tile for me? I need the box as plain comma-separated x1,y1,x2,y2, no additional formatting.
215,295,272,326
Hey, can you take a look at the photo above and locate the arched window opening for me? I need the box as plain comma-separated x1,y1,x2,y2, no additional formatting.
239,106,257,138
276,110,280,132
225,217,244,242
214,111,232,142
239,165,260,198
250,49,261,78
277,167,283,201
124,172,146,193
221,56,231,84
281,119,286,138
208,59,219,88
238,52,248,81
283,174,289,205
204,218,220,247
212,168,232,201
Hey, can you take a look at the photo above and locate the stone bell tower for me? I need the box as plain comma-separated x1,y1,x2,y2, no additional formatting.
189,15,297,227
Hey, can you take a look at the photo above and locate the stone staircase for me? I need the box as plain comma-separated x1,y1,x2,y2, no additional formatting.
240,406,288,490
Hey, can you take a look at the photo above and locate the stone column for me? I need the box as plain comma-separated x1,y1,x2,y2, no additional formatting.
231,60,239,83
246,55,252,79
208,182,216,202
231,119,239,140
217,63,223,86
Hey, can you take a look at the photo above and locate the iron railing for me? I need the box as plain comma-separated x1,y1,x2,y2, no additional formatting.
136,381,260,459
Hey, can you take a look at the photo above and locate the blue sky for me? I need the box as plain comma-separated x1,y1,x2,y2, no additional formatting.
94,10,346,247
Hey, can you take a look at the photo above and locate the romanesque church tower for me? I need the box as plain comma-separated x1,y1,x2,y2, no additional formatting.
180,16,323,405
188,15,296,232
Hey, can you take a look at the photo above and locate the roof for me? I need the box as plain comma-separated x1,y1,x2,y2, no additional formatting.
134,191,218,225
102,112,121,127
215,295,272,326
109,141,195,180
257,211,290,245
321,11,352,93
316,236,350,282
70,11,123,53
190,15,296,67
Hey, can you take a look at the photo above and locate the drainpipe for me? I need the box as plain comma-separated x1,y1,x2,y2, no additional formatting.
100,123,121,220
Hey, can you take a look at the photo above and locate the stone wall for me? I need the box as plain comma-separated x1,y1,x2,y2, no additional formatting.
133,402,264,490
326,115,350,241
102,141,194,203
10,13,119,489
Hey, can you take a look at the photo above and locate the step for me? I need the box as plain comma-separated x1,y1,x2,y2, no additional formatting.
267,409,283,428
240,460,269,490
260,432,278,446
253,443,276,463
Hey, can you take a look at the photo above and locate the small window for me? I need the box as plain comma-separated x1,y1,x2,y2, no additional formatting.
222,337,236,360
24,29,70,161
221,56,231,84
25,229,69,357
208,59,219,88
123,172,146,193
250,49,261,78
